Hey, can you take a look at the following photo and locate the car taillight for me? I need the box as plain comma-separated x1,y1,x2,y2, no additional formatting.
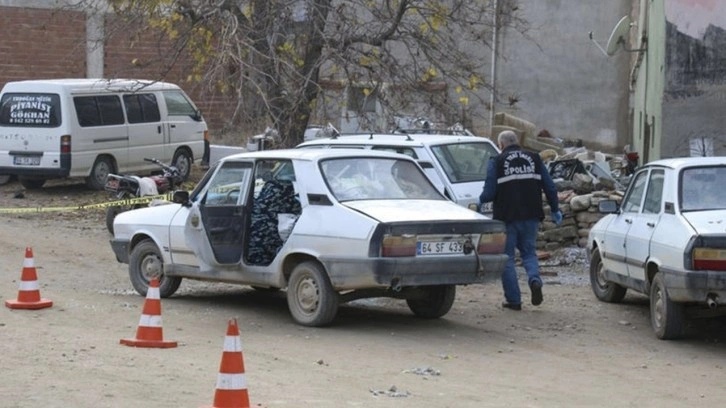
692,248,726,270
382,234,417,257
60,135,71,153
478,232,506,254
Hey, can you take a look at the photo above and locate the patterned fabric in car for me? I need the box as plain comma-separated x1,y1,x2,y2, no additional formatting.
247,179,301,265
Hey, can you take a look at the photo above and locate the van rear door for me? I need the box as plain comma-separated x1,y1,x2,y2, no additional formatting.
0,92,69,178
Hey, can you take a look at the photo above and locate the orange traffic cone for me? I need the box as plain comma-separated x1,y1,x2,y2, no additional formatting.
5,247,53,310
204,318,250,408
120,278,177,348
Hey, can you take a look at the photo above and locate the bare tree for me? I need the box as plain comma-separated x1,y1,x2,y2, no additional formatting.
81,0,528,147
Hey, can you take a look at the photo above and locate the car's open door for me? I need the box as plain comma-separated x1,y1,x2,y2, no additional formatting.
184,160,253,270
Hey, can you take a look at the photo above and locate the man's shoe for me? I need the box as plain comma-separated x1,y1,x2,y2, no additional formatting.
501,302,522,311
530,281,543,306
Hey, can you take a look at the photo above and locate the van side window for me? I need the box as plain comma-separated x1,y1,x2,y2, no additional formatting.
123,93,161,123
74,95,124,127
164,91,197,116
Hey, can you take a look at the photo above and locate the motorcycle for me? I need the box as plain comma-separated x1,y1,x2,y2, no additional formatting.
104,157,183,234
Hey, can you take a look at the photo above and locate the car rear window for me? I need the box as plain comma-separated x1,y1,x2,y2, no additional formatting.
0,93,61,127
430,142,499,183
681,166,726,211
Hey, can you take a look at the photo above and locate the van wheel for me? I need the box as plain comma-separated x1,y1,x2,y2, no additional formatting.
172,149,192,182
86,157,114,190
406,285,456,318
19,177,45,189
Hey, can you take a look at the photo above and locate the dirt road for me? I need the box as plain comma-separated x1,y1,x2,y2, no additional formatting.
1,178,726,408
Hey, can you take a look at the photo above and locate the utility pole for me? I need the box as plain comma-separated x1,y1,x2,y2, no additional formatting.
489,0,500,139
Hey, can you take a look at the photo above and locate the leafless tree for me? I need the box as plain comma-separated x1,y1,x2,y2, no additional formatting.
72,0,529,147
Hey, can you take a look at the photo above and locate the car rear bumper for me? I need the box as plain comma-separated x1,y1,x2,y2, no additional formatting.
110,238,130,263
320,253,508,290
662,268,726,303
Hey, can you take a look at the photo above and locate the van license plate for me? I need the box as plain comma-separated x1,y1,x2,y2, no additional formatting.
13,156,41,166
417,240,464,255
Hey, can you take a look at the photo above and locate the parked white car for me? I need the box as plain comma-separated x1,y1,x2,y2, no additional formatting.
110,149,508,326
296,128,500,212
587,157,726,339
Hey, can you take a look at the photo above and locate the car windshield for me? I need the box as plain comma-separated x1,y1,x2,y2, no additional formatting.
681,166,726,211
320,157,445,202
429,142,498,183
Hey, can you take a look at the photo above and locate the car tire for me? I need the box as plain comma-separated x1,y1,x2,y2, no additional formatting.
589,249,627,303
406,285,456,319
286,261,338,327
650,272,685,340
129,239,182,298
19,177,45,189
86,156,114,190
172,148,193,182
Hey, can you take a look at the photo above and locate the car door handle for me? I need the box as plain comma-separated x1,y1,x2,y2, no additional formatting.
157,125,162,134
170,124,176,128
625,218,633,224
647,222,655,227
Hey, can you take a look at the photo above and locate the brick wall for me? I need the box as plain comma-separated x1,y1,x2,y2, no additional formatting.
0,7,238,138
0,7,86,82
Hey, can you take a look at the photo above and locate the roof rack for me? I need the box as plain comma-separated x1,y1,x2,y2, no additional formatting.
392,127,478,137
329,132,413,141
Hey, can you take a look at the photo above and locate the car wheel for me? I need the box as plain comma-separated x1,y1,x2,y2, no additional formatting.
286,261,338,327
129,239,182,298
589,249,627,303
172,149,192,182
406,285,456,319
19,177,45,189
650,272,685,340
86,156,114,190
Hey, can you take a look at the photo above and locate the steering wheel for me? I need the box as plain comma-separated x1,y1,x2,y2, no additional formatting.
225,188,240,204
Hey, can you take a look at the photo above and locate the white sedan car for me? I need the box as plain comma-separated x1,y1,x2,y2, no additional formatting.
588,157,726,339
110,149,507,326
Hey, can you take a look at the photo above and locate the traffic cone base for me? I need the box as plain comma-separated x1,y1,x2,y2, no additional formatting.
120,278,177,348
6,247,52,310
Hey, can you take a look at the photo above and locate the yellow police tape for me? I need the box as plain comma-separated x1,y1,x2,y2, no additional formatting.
0,193,174,214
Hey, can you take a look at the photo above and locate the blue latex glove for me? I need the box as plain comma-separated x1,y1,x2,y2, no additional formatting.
551,210,563,226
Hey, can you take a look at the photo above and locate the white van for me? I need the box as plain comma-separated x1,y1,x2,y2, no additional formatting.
0,78,208,189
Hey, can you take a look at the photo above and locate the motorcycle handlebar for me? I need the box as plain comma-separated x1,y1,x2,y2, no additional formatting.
143,157,180,177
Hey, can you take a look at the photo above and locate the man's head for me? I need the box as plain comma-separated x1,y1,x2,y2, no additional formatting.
497,130,519,150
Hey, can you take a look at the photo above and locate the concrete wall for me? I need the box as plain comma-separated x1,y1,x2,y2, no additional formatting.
494,0,633,152
661,0,726,157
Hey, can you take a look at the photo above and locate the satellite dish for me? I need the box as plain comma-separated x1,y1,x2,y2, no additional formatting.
606,16,632,56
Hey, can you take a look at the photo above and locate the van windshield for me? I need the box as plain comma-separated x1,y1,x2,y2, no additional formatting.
430,141,499,183
0,93,61,127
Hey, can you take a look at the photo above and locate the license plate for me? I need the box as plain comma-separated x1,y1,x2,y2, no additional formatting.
13,155,41,166
417,240,464,255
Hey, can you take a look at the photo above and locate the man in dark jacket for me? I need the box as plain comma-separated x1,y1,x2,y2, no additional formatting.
479,130,562,310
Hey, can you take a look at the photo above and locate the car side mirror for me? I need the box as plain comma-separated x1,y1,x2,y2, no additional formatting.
598,199,619,214
191,109,203,122
172,190,191,207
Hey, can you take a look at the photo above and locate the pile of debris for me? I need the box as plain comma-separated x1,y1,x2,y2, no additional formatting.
536,145,634,249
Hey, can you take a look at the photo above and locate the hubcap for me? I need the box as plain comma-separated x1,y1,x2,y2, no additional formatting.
296,276,319,313
596,262,608,288
653,287,664,329
141,254,163,282
175,156,190,178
